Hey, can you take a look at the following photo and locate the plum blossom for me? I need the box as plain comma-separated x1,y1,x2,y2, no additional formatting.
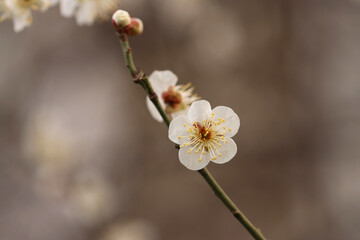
59,0,120,26
0,0,56,32
169,100,240,170
146,70,199,122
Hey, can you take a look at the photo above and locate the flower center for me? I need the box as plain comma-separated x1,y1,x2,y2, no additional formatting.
162,86,182,108
161,83,200,115
196,123,212,140
16,0,40,9
178,113,232,162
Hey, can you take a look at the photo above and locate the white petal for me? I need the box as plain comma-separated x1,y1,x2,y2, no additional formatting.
179,146,210,170
49,0,59,6
75,2,95,25
212,137,237,164
168,115,192,144
39,0,51,11
170,108,188,119
212,106,240,137
187,100,212,123
13,11,32,32
4,0,17,11
149,70,178,95
146,97,163,122
60,0,77,17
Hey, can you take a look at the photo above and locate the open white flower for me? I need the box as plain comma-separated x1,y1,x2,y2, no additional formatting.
169,100,240,170
146,70,199,122
0,0,54,32
59,0,120,26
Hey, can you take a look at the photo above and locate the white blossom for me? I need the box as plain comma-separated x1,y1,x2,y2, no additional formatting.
169,100,240,170
0,0,54,32
59,0,120,26
146,70,199,122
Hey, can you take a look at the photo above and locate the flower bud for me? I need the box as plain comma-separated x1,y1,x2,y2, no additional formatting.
124,18,144,36
112,10,131,30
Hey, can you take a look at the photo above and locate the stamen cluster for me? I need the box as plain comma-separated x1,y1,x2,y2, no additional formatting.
179,114,231,162
146,70,199,122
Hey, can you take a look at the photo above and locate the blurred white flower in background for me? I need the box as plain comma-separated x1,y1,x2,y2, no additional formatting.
154,0,205,28
169,100,240,170
23,109,79,197
67,172,117,226
100,220,159,240
0,0,56,32
59,0,121,25
146,70,199,122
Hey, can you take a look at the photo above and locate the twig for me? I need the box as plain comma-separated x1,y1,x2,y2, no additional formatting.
116,32,267,240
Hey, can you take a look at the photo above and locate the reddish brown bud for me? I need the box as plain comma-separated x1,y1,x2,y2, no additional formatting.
123,18,144,36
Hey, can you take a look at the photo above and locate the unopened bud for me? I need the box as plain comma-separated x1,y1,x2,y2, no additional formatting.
124,18,144,36
112,10,131,30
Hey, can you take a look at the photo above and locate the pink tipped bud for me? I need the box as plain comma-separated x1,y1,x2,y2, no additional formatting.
112,10,131,30
124,18,144,36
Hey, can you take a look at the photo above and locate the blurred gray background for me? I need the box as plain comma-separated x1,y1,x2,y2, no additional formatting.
1,0,360,239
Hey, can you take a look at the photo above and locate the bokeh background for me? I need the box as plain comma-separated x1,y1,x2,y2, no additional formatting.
1,0,360,239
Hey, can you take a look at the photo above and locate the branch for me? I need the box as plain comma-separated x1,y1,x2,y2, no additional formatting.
116,32,267,240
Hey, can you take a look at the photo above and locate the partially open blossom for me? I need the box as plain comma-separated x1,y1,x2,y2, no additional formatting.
0,0,54,32
169,100,240,170
146,70,199,122
112,9,130,29
59,0,120,26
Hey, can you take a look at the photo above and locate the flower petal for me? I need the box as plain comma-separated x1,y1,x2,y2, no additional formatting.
149,70,178,96
170,108,189,120
60,0,77,17
168,115,192,144
75,2,95,25
13,11,32,32
212,137,237,164
179,145,210,170
187,100,212,123
212,106,240,137
49,0,59,6
146,97,164,122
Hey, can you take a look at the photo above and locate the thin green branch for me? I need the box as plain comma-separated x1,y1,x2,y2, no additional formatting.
198,168,266,240
116,32,267,240
117,33,171,126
